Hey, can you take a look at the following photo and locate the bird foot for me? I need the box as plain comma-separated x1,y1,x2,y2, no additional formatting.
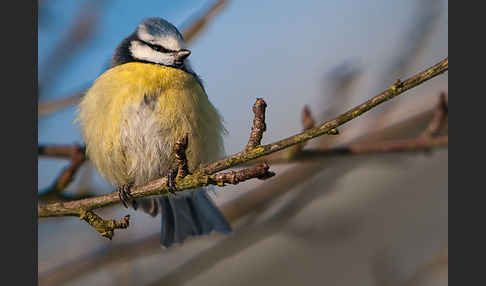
167,167,178,196
117,183,134,208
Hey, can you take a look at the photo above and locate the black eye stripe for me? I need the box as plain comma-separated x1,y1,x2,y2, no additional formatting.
139,40,174,53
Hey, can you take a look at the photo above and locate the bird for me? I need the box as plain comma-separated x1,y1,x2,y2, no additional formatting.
76,17,232,247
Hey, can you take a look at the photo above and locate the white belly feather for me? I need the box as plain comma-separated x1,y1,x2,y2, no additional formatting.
78,63,225,187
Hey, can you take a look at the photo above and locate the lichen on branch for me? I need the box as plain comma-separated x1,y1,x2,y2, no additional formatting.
79,210,130,240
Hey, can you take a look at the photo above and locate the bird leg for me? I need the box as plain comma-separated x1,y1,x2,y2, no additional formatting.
166,167,178,196
166,133,190,196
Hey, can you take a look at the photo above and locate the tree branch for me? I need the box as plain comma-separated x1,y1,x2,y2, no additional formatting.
38,162,274,218
38,91,84,117
37,57,448,219
246,98,267,150
182,0,228,45
256,136,447,165
38,144,87,201
202,57,448,174
244,93,447,166
79,210,130,240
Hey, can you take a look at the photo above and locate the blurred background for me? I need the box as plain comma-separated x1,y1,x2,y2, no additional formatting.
38,0,448,285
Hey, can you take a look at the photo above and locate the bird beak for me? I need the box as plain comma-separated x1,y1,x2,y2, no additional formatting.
175,49,191,60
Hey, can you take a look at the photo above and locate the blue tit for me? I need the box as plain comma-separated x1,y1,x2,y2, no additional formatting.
76,17,231,247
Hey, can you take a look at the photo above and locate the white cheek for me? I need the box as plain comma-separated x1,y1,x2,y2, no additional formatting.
129,41,174,65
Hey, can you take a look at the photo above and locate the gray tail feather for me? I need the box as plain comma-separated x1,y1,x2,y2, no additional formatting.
133,188,231,247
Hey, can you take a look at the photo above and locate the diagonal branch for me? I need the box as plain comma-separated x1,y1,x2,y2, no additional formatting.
38,91,84,117
202,57,448,174
38,144,87,201
289,136,447,159
244,93,447,167
182,0,229,45
38,57,448,219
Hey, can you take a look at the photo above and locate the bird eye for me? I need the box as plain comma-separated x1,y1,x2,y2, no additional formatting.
150,43,169,53
139,40,170,53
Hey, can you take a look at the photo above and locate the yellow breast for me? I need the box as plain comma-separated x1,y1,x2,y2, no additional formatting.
77,62,225,185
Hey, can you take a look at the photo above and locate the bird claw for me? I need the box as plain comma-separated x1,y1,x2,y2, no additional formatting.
167,167,178,196
117,183,133,208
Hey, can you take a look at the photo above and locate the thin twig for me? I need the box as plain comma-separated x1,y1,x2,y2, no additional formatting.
246,98,267,150
182,0,228,45
38,144,86,200
79,210,130,240
211,162,275,184
38,91,83,117
38,144,85,159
